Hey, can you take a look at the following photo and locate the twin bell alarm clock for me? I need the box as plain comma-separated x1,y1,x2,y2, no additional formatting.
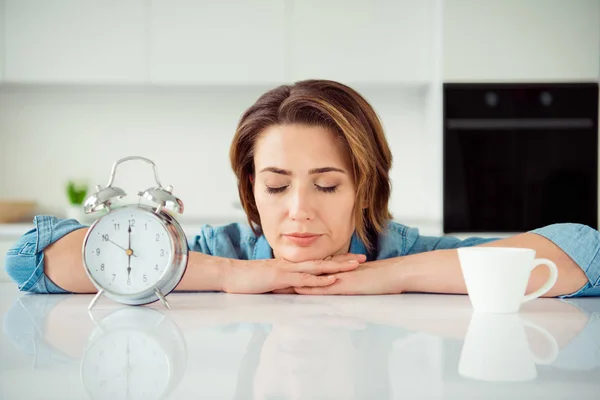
82,156,189,310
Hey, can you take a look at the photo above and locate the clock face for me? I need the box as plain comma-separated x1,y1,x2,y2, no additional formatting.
84,207,174,296
80,307,186,400
82,329,171,400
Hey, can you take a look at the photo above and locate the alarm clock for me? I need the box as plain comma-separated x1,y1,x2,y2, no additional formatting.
81,307,188,400
82,156,189,310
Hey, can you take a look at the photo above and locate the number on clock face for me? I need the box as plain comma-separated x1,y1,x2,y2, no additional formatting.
84,207,173,295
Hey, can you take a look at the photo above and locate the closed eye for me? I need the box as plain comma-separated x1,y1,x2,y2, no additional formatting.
264,185,338,194
265,186,287,194
316,185,337,193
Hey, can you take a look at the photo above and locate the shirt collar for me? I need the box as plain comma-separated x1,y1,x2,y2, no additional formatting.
253,234,274,260
252,230,371,260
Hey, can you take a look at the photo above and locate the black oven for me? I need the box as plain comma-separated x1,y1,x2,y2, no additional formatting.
443,83,598,233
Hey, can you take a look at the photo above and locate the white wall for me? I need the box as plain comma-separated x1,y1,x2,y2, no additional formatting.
1,0,599,232
0,85,431,224
444,0,600,82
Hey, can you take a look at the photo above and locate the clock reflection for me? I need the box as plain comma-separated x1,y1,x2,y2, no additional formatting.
81,307,188,400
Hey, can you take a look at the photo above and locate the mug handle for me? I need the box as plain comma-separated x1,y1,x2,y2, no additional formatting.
521,258,559,304
521,318,560,364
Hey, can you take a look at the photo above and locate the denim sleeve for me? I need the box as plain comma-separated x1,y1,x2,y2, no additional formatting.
530,223,600,298
4,216,88,294
187,223,258,260
404,229,501,254
187,225,214,255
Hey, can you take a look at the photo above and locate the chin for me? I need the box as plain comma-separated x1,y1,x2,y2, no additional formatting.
276,245,330,263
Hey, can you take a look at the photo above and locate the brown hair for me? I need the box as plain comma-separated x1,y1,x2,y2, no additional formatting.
229,79,392,250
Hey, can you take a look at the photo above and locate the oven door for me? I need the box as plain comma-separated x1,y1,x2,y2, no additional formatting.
443,122,598,233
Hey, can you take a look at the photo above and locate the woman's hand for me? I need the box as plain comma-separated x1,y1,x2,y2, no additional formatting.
221,253,367,294
293,259,402,295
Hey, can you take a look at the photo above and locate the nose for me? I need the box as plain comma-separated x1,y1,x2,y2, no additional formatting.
288,186,314,221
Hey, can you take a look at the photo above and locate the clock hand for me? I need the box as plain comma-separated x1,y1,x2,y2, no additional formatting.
107,239,126,252
127,253,131,282
127,222,132,281
107,238,137,257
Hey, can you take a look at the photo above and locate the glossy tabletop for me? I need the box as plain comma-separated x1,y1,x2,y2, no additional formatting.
0,283,598,399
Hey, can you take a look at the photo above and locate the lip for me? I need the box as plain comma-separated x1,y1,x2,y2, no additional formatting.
285,232,320,237
283,233,322,246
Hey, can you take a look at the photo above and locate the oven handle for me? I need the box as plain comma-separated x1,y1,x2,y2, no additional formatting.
447,118,593,130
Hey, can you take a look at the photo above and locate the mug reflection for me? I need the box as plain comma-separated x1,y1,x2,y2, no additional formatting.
458,312,559,382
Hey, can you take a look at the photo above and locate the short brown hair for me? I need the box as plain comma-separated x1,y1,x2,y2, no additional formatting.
229,79,392,250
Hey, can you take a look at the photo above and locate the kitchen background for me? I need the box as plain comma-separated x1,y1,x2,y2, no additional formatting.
0,0,599,282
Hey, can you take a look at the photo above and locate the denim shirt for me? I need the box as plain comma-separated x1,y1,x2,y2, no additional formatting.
4,216,600,298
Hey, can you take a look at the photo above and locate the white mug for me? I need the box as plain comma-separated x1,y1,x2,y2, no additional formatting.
457,247,558,314
458,312,559,382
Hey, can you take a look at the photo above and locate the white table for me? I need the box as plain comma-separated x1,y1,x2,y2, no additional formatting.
0,283,598,399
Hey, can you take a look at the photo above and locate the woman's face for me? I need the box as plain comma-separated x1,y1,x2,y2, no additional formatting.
253,124,356,262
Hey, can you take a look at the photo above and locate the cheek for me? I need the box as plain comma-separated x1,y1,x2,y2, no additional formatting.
317,195,356,240
254,189,275,214
254,191,282,232
322,193,355,218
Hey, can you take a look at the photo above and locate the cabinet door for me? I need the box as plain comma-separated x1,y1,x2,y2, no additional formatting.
0,0,4,82
149,0,286,85
444,0,600,82
290,0,438,85
4,0,146,84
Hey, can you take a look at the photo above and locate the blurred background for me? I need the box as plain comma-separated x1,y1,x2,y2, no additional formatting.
0,0,598,251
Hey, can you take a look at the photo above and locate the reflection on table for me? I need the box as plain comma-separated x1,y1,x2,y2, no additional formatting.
2,290,599,399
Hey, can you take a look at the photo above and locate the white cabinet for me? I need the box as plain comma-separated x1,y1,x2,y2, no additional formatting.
2,0,443,86
0,0,4,82
148,0,287,85
289,0,439,84
444,0,600,82
4,0,146,84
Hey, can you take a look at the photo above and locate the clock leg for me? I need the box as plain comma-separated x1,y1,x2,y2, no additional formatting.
88,289,104,311
155,288,171,310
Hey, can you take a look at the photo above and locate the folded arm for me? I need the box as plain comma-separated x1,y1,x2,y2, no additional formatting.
296,223,599,298
4,216,360,295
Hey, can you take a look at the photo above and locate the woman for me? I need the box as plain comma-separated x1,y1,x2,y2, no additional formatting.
5,80,599,297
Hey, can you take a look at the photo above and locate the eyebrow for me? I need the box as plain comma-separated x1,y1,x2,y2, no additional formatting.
259,167,347,175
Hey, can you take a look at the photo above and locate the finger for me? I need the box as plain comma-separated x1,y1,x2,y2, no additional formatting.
294,274,363,295
294,285,364,295
285,259,358,275
294,284,341,295
294,260,360,275
319,260,362,274
280,272,337,288
271,288,297,294
331,253,367,263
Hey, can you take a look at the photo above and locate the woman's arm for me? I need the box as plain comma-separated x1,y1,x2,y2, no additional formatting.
44,228,226,293
400,232,588,297
42,228,364,294
296,224,598,297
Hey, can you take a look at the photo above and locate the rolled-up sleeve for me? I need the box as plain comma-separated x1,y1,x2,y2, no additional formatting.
530,223,600,298
4,216,87,294
187,225,214,255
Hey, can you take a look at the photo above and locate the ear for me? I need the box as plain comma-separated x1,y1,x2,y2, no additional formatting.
249,174,255,184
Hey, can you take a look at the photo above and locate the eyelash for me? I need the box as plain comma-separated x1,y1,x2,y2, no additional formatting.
265,185,338,194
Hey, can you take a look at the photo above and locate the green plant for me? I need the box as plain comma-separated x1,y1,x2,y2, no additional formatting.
66,180,88,205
